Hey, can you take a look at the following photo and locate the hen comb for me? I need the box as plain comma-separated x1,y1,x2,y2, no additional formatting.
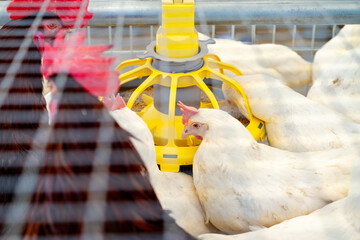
177,101,199,125
41,29,119,98
7,0,93,28
103,94,126,111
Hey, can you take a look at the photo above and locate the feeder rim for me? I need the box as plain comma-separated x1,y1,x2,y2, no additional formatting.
137,39,215,63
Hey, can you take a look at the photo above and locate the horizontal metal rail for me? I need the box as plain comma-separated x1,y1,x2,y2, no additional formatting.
0,1,358,61
0,1,360,26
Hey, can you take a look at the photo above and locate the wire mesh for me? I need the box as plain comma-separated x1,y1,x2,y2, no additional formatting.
0,0,360,239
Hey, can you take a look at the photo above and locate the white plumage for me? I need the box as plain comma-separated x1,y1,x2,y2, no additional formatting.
107,104,156,169
199,33,312,88
222,73,360,152
311,25,360,81
44,91,52,124
103,95,217,237
308,25,360,123
179,104,356,234
199,145,360,240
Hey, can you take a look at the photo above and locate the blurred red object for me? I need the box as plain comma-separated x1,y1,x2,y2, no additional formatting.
6,0,93,28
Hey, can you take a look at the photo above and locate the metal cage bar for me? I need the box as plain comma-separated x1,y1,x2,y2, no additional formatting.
1,1,360,26
0,1,358,59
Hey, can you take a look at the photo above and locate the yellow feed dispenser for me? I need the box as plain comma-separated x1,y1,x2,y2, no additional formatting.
116,0,265,172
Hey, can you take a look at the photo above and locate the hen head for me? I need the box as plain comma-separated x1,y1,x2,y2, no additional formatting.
32,17,64,54
7,0,94,54
177,101,208,140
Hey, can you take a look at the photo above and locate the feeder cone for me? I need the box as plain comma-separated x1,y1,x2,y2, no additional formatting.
156,0,199,58
116,0,266,172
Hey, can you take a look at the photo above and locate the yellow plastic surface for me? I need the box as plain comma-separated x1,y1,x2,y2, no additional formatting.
116,54,266,172
156,0,198,58
114,0,265,172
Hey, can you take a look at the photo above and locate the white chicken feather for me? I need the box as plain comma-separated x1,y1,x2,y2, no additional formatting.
308,29,360,123
179,102,356,234
199,33,312,88
102,94,218,237
312,25,360,82
199,144,360,240
222,73,360,152
44,91,52,124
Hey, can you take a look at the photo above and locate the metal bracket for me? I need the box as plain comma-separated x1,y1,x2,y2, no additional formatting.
137,39,216,73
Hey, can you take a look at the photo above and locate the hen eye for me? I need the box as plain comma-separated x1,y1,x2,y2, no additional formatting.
192,123,200,128
47,23,58,30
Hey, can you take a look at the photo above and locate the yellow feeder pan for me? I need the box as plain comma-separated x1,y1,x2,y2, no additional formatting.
116,52,266,172
115,0,265,172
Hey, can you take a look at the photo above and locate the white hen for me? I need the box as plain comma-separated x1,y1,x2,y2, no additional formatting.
312,25,360,81
102,94,218,237
199,146,360,240
222,74,360,152
178,101,356,234
308,26,360,123
199,33,312,88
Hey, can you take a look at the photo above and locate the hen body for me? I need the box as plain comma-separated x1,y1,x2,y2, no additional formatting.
28,29,195,238
23,76,195,239
199,33,312,88
222,74,360,151
199,142,360,240
182,107,356,233
308,25,360,123
0,13,63,233
311,25,360,81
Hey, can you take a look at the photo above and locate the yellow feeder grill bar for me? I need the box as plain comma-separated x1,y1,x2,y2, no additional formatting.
115,0,265,172
116,54,265,172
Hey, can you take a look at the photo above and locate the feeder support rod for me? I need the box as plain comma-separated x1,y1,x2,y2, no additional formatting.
156,0,199,58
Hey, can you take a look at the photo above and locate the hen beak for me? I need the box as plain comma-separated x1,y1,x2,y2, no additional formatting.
181,125,192,139
32,31,45,55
